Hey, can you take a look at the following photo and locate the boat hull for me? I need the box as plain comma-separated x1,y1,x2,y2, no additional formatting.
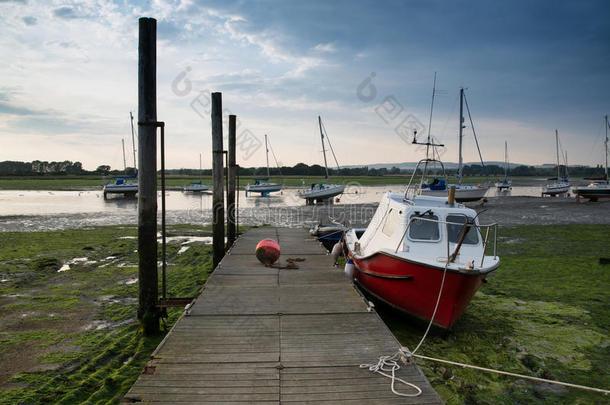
346,250,492,328
541,184,570,196
421,185,488,202
245,183,282,195
573,185,610,200
300,185,345,200
103,183,138,196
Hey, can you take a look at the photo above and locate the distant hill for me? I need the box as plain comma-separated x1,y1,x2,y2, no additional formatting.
340,161,591,170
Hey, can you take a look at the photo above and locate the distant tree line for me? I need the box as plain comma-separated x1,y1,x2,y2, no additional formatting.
1,160,606,178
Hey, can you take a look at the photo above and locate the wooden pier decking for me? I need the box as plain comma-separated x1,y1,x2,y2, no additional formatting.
124,228,443,404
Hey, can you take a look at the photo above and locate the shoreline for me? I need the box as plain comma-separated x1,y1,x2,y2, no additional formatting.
1,196,609,232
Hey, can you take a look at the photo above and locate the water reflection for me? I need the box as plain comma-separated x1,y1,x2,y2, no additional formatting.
0,185,549,218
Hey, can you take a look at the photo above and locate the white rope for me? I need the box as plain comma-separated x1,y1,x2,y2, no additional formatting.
412,353,610,395
360,351,422,397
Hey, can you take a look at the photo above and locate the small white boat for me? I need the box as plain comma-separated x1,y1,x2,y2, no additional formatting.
184,181,210,193
542,130,570,196
573,115,610,201
343,183,499,328
245,134,282,196
183,154,210,192
103,177,138,197
245,179,282,196
300,183,345,201
299,116,344,204
495,141,512,191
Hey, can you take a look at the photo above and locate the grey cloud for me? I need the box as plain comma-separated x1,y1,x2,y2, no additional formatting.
52,6,91,20
0,101,47,116
22,16,37,25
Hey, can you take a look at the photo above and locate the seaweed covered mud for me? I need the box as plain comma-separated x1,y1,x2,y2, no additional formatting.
0,225,213,403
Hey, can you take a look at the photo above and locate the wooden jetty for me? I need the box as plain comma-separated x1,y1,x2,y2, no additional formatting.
124,227,442,404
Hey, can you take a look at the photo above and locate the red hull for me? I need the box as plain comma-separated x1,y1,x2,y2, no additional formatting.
348,251,489,328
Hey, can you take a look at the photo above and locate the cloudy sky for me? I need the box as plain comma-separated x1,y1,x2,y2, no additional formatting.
0,0,608,171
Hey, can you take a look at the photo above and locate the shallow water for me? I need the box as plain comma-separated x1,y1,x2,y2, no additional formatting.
0,185,554,232
0,186,545,216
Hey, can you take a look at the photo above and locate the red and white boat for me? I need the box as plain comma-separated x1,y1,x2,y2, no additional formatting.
344,164,499,328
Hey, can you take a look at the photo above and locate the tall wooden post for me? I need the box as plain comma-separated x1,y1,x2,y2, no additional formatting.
137,17,159,336
211,93,225,268
227,115,237,246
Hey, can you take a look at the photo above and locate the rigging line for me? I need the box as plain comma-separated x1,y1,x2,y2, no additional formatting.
320,119,342,172
266,137,283,178
462,91,488,179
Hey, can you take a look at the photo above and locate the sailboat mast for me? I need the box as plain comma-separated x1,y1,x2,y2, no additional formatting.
504,141,508,179
458,88,464,185
555,129,560,179
130,111,137,170
264,134,270,178
604,115,608,181
122,139,127,172
199,153,202,173
318,116,329,179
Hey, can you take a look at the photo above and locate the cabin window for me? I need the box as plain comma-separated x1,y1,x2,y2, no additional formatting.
446,214,479,245
408,214,440,241
382,209,399,237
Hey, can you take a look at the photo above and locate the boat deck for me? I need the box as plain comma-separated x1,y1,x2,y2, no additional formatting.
123,227,443,404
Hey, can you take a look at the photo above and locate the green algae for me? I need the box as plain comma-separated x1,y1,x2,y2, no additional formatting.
0,225,213,404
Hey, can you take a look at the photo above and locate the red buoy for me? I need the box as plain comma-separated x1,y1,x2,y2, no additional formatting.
255,239,280,265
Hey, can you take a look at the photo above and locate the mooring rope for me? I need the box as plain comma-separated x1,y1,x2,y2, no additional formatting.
412,353,610,395
359,351,422,397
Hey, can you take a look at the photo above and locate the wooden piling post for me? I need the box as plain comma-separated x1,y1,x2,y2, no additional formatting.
211,93,225,268
137,17,159,335
227,115,237,246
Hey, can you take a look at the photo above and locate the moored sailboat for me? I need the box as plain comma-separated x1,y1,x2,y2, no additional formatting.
541,130,570,196
299,116,344,204
573,115,610,201
104,112,138,198
245,134,282,196
184,153,210,192
495,141,512,191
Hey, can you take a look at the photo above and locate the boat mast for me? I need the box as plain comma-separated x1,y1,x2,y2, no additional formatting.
422,73,437,179
130,111,137,170
458,87,464,185
604,115,608,181
504,141,508,180
318,116,329,179
121,138,127,173
199,153,202,176
265,134,270,178
555,129,560,180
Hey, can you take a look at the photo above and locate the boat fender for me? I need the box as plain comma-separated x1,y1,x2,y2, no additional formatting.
331,240,343,266
344,259,355,280
255,239,280,266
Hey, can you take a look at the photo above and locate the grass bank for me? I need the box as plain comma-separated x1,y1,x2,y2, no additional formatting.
383,224,610,404
0,174,542,190
0,225,214,404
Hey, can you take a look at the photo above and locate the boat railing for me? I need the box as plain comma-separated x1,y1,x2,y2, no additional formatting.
394,216,497,267
404,158,447,201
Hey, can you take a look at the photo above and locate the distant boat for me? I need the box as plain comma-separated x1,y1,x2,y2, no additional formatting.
573,115,610,201
104,112,138,199
299,116,345,204
245,134,282,196
184,153,210,192
495,141,512,191
419,84,488,202
541,130,570,196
